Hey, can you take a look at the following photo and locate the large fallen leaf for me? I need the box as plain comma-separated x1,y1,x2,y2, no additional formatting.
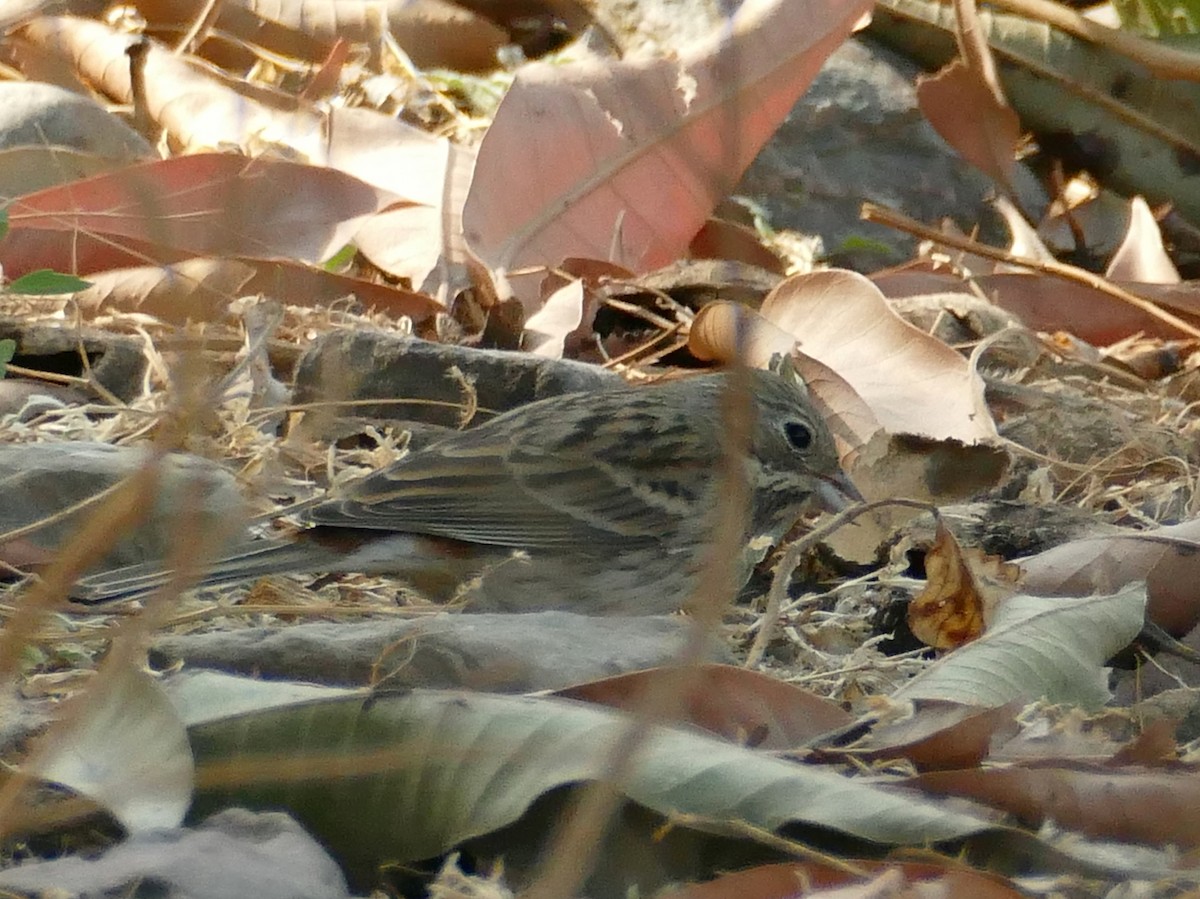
662,859,1023,899
686,270,1005,465
554,663,852,750
188,688,998,878
68,257,441,324
893,584,1147,709
913,765,1200,849
758,270,997,444
136,0,511,72
327,107,477,289
16,17,326,157
27,661,193,833
874,269,1200,345
17,18,459,200
13,19,463,287
1020,519,1200,637
463,0,871,287
0,153,391,277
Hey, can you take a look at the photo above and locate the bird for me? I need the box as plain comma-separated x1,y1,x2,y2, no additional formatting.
72,368,861,615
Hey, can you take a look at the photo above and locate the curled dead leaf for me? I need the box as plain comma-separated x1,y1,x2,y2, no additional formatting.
759,270,997,444
687,300,794,365
909,520,1020,650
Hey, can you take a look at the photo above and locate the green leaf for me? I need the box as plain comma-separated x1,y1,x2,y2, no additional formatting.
188,687,999,878
322,244,357,273
0,338,14,378
1112,0,1200,36
8,270,92,295
893,584,1148,709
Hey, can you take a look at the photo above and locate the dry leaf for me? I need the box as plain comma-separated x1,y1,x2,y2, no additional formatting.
1020,518,1200,637
916,60,1019,196
1106,196,1180,284
909,520,1020,650
1,153,391,278
875,269,1200,346
524,278,586,357
758,270,998,444
687,300,795,365
463,0,871,286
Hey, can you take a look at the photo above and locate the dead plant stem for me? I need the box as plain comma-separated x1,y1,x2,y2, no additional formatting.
746,499,936,669
861,202,1200,341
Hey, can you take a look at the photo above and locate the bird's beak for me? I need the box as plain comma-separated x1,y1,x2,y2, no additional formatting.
815,469,864,513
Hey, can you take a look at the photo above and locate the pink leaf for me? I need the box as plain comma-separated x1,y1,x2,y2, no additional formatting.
1,153,391,276
463,0,870,280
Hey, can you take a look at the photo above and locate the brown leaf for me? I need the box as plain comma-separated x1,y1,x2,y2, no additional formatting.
909,521,987,650
818,700,1022,772
759,270,998,444
135,0,510,71
341,112,477,289
555,663,852,751
912,765,1200,848
1020,518,1200,637
687,300,795,366
69,257,442,324
17,17,315,155
909,521,1020,651
462,0,871,284
688,218,787,275
916,60,1019,195
661,860,1022,899
875,269,1200,346
1,153,390,277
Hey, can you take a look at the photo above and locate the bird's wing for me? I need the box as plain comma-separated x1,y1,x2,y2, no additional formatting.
308,433,709,550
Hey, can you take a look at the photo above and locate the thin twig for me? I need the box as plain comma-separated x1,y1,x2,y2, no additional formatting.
746,499,936,669
985,0,1200,81
862,202,1200,341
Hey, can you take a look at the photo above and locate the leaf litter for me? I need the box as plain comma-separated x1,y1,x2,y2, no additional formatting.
3,0,1200,895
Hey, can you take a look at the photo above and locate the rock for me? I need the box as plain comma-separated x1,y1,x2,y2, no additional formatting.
0,315,147,403
737,37,1045,270
293,331,620,428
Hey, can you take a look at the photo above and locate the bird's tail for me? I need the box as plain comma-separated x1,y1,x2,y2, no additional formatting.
70,537,341,604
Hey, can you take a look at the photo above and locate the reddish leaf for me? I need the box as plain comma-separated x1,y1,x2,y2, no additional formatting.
818,701,1022,772
689,218,787,275
555,663,852,750
70,257,441,324
874,269,1200,346
661,860,1021,899
916,60,1019,195
2,154,388,276
913,765,1200,848
463,0,870,283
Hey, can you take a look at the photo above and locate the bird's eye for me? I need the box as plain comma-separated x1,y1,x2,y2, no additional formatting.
784,421,813,450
